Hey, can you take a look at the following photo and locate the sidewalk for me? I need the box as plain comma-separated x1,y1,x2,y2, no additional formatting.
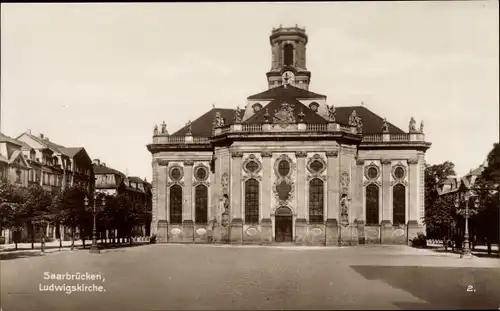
0,237,151,252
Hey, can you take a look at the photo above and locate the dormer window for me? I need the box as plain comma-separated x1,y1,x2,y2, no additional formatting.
309,102,319,112
252,103,262,113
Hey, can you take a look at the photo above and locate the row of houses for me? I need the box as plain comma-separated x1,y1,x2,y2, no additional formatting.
0,130,152,244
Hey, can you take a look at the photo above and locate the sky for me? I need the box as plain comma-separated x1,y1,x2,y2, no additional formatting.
1,2,498,181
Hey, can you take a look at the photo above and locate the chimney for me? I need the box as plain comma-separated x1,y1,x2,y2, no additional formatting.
102,163,106,167
27,129,31,134
40,133,44,139
92,159,100,166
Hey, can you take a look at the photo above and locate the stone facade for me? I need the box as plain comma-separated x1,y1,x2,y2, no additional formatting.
146,26,431,246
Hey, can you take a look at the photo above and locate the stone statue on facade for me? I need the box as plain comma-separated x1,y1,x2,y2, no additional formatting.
161,121,167,135
234,106,242,124
348,110,358,127
419,120,424,133
340,194,349,227
382,118,389,133
214,112,225,128
186,120,192,135
409,117,417,133
153,124,158,136
264,108,271,123
356,117,363,134
298,109,305,123
326,104,336,122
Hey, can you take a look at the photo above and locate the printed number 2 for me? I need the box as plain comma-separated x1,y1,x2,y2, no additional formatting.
467,285,475,292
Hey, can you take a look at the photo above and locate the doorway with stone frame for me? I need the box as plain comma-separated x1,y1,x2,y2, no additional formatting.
275,206,293,243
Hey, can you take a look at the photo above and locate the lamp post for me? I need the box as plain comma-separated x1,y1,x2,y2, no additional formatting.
455,193,479,259
85,192,106,254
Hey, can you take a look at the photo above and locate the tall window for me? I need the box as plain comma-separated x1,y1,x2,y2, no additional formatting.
284,44,294,66
169,185,182,224
309,178,324,224
245,179,259,224
393,184,406,225
195,185,208,224
366,184,379,225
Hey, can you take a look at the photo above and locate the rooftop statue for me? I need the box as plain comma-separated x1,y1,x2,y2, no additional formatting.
382,118,389,133
234,106,242,124
409,117,417,133
161,121,168,135
326,104,336,122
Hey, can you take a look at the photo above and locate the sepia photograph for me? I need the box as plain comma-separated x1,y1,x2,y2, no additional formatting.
1,2,499,310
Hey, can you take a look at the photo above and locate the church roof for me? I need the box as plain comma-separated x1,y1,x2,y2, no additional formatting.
172,108,235,136
335,106,405,134
170,86,405,137
245,98,328,124
247,84,326,100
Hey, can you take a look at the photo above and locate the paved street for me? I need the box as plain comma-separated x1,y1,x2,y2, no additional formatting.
1,244,499,310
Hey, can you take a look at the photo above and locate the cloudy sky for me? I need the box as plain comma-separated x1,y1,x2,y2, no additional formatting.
1,2,498,181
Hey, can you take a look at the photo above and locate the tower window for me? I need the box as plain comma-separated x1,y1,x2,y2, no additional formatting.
284,44,294,66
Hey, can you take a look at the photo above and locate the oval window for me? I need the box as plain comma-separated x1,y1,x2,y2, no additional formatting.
278,160,290,177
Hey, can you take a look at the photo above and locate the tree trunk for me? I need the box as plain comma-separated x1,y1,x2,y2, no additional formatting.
41,233,45,253
70,226,75,250
31,223,35,249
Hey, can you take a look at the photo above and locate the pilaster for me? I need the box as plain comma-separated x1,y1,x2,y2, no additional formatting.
355,158,365,222
157,163,168,222
295,151,307,220
408,158,419,223
261,152,272,220
326,151,339,221
381,159,392,224
183,160,194,222
230,151,243,221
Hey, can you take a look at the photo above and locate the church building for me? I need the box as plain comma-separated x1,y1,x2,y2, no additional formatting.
147,26,431,245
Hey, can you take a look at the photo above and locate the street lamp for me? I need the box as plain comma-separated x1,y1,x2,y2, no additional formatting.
84,192,106,254
455,193,479,258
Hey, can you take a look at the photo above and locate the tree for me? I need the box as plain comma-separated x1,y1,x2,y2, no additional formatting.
424,161,457,239
471,143,500,250
52,185,87,250
0,180,27,249
22,184,53,249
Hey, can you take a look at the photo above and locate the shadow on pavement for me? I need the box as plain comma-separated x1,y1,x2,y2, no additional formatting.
351,265,500,309
0,251,45,261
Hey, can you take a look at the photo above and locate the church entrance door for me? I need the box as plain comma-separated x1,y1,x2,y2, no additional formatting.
275,207,293,243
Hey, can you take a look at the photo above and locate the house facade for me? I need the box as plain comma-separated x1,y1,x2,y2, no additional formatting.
15,130,94,241
148,26,431,246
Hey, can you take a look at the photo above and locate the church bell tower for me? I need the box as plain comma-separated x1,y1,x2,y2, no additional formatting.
266,25,312,90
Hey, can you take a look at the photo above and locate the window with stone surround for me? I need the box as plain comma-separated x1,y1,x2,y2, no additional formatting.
366,184,379,225
169,185,182,224
195,185,208,224
244,178,259,224
309,178,324,224
393,184,406,225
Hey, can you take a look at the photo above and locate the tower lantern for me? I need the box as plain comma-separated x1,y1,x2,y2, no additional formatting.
266,25,312,90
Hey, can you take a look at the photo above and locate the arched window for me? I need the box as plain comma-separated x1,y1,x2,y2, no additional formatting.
366,184,379,225
309,178,324,224
169,185,182,224
393,184,406,225
245,179,259,224
284,44,294,66
195,185,208,224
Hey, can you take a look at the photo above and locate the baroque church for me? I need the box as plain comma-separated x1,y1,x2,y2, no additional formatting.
147,26,431,245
